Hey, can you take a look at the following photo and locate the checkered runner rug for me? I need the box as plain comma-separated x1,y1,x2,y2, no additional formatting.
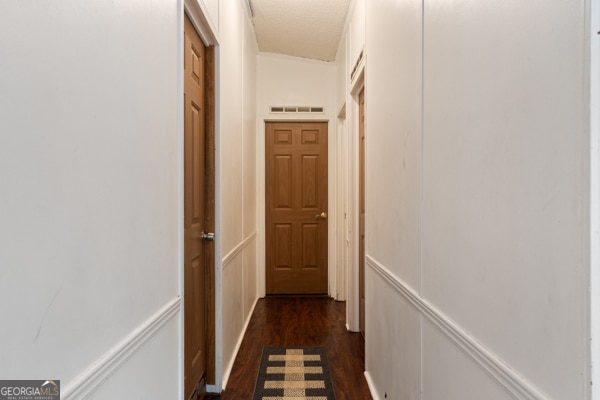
252,347,336,400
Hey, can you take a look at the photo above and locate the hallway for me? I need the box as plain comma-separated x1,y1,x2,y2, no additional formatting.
1,1,597,398
212,297,372,400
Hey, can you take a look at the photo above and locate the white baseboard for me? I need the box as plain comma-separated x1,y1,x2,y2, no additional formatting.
364,371,382,400
220,296,259,390
62,297,181,399
206,383,220,394
366,256,548,400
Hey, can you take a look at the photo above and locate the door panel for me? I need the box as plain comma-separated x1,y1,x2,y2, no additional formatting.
266,122,328,294
302,156,318,207
184,14,208,399
274,156,292,208
302,223,319,269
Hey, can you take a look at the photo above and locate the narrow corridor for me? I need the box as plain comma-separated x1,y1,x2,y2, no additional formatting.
211,297,372,399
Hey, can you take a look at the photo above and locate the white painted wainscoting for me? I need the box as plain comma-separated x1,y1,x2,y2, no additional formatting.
62,297,181,399
365,257,549,400
220,232,259,390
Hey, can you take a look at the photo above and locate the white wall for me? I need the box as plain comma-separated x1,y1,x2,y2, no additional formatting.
217,0,259,390
256,53,338,298
358,0,593,399
335,29,348,116
257,53,337,113
591,1,600,398
334,33,349,302
421,1,588,398
0,0,259,395
361,0,423,395
0,0,181,398
347,0,366,76
204,0,219,30
242,8,259,324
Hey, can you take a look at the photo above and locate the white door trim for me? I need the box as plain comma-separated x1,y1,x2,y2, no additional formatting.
257,118,338,298
590,0,600,398
347,59,365,332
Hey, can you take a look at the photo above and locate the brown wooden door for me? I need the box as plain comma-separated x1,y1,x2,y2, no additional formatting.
266,121,329,294
359,89,365,336
184,14,212,399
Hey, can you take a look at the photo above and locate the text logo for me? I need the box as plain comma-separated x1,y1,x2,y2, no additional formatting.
0,380,60,400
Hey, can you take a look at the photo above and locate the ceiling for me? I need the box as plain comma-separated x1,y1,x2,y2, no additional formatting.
249,0,352,62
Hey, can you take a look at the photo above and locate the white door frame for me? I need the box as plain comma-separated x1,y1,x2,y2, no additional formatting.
346,59,365,332
336,111,348,301
590,0,600,398
257,117,338,298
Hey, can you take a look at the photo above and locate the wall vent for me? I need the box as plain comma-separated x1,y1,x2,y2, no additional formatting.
269,106,325,114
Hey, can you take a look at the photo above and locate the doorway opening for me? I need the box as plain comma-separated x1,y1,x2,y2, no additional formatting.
265,121,329,294
183,10,216,399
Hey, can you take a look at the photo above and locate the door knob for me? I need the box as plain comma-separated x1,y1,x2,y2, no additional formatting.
316,212,327,220
199,231,215,241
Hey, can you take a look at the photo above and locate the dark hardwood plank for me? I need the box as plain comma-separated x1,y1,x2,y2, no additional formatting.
210,297,372,400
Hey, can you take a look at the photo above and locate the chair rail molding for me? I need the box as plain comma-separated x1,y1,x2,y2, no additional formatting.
61,297,181,399
366,256,549,400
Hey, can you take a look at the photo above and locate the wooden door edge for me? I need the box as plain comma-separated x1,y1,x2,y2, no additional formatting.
204,45,216,386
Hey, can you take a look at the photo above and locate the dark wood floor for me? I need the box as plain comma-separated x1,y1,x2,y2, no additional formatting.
209,296,372,400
